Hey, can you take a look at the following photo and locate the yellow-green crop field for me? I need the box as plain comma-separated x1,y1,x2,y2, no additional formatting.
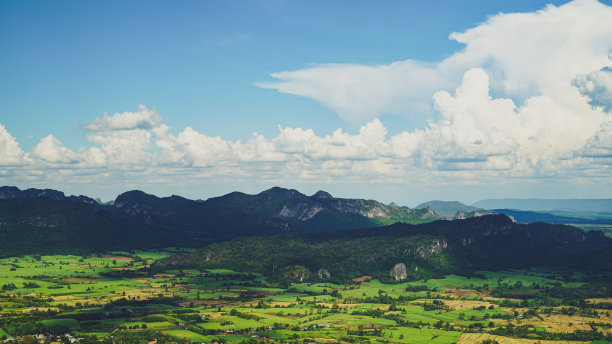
0,250,610,344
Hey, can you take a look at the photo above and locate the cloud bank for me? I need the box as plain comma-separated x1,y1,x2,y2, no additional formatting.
2,0,612,196
258,0,612,123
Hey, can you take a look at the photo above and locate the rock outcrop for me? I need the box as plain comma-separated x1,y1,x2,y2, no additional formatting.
391,263,407,281
317,268,331,279
280,265,312,282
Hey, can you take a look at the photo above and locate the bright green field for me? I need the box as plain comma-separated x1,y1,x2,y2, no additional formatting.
0,250,610,344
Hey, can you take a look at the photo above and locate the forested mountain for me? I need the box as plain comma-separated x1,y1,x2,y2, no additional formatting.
0,186,100,206
4,185,609,278
0,186,439,256
0,197,183,256
156,214,612,282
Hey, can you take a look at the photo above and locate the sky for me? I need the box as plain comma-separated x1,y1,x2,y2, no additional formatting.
1,0,612,206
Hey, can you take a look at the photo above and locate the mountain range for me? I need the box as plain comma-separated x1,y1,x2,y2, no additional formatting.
1,185,611,279
0,186,439,256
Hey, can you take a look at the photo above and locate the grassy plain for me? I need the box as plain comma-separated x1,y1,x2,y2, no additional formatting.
0,250,610,344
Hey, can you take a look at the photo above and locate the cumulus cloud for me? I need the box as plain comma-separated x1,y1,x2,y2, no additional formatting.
0,90,610,189
422,68,606,174
84,104,162,131
2,0,612,193
273,119,386,161
78,105,165,167
575,121,612,160
257,0,612,123
0,123,24,165
155,127,287,167
86,129,154,166
28,135,78,164
573,65,612,113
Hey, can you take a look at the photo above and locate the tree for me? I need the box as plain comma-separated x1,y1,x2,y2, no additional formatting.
2,283,17,291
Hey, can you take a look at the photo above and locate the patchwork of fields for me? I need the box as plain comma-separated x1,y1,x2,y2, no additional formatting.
0,250,610,344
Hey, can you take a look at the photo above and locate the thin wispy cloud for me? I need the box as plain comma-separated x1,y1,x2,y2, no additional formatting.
258,0,612,122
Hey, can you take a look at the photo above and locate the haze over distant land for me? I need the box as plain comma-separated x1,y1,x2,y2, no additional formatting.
474,198,612,213
415,200,490,219
1,0,612,203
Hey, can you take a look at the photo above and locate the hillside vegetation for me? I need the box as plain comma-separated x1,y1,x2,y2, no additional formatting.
0,186,439,257
156,215,612,282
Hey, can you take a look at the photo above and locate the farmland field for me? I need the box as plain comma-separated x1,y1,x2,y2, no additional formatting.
0,250,611,344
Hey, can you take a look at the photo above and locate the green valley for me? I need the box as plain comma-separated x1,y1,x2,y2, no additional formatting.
1,188,611,343
0,250,611,344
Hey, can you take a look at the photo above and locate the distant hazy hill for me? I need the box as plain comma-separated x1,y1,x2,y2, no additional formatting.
473,198,612,213
0,186,440,256
415,200,492,219
491,208,612,224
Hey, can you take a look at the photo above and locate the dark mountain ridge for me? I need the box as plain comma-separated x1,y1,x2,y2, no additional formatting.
109,186,439,239
0,186,439,256
0,185,99,206
4,185,609,278
156,214,612,282
0,197,182,256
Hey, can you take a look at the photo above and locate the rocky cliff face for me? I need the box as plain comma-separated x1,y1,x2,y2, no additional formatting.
275,193,439,224
280,265,312,282
278,204,324,221
391,263,407,281
454,210,492,220
408,240,448,258
317,268,331,279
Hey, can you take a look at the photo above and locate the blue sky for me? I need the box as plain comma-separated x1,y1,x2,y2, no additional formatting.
1,0,612,205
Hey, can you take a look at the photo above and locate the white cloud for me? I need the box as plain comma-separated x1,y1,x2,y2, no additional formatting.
573,65,612,113
256,61,448,123
257,0,612,123
2,0,612,196
575,121,612,160
86,129,154,166
0,90,610,192
0,123,24,165
84,104,162,131
273,119,386,161
420,68,606,175
28,135,78,164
